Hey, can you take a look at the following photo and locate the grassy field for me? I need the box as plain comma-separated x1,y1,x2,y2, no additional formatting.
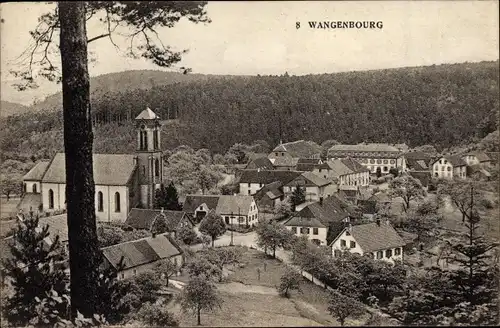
0,197,20,219
167,247,376,327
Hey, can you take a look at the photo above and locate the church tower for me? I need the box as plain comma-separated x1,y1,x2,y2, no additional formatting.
135,107,163,208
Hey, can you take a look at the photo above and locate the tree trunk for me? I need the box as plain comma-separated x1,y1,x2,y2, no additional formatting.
340,318,345,326
59,2,101,318
197,306,201,325
273,246,276,258
212,236,215,247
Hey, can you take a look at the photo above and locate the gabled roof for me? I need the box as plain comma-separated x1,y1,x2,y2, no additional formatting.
406,158,429,171
431,155,467,167
125,208,193,231
245,157,275,170
42,153,137,185
101,233,182,270
289,171,330,187
182,195,220,213
340,158,370,173
239,169,302,185
331,222,405,252
23,161,50,181
404,151,431,161
135,107,160,120
408,171,431,187
216,195,255,215
254,181,284,201
485,152,499,164
272,140,322,158
286,195,350,226
272,157,299,167
247,153,269,161
329,143,402,153
464,151,493,162
283,216,326,228
296,158,322,171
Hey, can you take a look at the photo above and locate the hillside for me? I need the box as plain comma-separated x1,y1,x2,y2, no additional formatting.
0,101,28,117
0,61,498,159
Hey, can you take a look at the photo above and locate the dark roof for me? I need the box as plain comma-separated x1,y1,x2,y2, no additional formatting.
296,158,322,171
408,171,431,187
245,157,274,170
42,153,137,185
283,216,326,228
125,208,192,230
466,151,493,162
22,161,50,181
403,151,431,160
247,153,269,161
285,195,350,228
286,172,331,187
340,158,370,173
334,222,405,252
328,143,403,158
485,152,499,164
406,158,430,171
239,169,302,185
358,199,377,215
254,181,284,201
102,233,182,270
182,195,220,213
431,155,467,167
272,156,299,167
272,140,322,158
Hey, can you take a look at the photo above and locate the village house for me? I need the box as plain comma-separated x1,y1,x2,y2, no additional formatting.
461,151,495,168
244,156,275,170
330,219,406,264
313,158,370,188
268,140,322,170
283,195,353,246
125,208,194,238
253,181,285,212
296,158,323,171
183,194,259,226
19,108,165,222
18,161,50,214
327,143,406,175
283,171,334,202
431,156,467,179
239,169,302,196
404,151,432,187
101,233,183,280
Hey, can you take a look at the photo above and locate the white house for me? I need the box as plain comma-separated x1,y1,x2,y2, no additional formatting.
268,140,322,162
283,171,332,202
461,151,495,168
313,158,370,187
431,156,467,179
329,220,406,264
238,169,302,196
183,194,259,227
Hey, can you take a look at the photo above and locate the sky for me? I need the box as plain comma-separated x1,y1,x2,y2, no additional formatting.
1,1,499,105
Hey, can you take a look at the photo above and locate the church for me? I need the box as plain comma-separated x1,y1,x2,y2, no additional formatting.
20,108,164,222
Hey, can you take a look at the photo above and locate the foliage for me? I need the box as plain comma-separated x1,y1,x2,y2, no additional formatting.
123,271,163,305
196,164,223,194
438,179,486,222
186,256,223,281
277,268,302,298
2,214,69,326
136,302,178,327
328,291,366,326
0,174,23,199
97,225,150,248
272,200,293,220
199,210,226,247
202,247,242,280
388,174,426,212
177,224,197,245
256,219,296,258
150,213,170,236
179,274,223,326
290,186,306,209
227,143,250,163
154,182,182,210
154,259,179,286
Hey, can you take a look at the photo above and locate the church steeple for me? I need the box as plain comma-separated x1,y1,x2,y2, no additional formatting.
135,107,163,208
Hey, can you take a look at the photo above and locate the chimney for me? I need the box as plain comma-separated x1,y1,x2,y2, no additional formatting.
257,168,261,172
161,207,164,214
348,223,352,232
376,218,381,227
319,197,324,205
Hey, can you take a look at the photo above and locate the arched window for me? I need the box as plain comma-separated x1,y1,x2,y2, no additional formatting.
153,130,159,150
97,191,104,212
48,189,54,209
143,131,148,150
32,184,37,193
139,131,144,150
155,158,160,177
114,192,121,212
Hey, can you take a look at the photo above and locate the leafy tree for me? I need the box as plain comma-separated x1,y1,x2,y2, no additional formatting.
273,200,293,221
388,174,426,212
136,302,178,327
256,219,295,258
212,153,226,165
180,274,223,326
227,143,250,164
202,247,241,281
150,213,170,236
290,186,306,210
196,164,222,194
438,179,485,223
376,167,382,178
195,148,212,164
328,291,366,326
126,271,163,305
249,140,271,153
154,182,182,210
389,167,399,177
277,268,302,298
13,1,210,317
177,224,197,245
154,259,178,287
223,153,238,165
0,174,22,200
186,257,223,281
165,151,205,185
2,214,69,326
199,210,226,247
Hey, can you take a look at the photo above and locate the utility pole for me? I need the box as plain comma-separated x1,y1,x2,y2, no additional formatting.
230,211,234,246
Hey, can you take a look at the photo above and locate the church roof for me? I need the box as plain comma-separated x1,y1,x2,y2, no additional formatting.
23,161,50,181
42,153,137,186
135,107,160,120
125,208,193,231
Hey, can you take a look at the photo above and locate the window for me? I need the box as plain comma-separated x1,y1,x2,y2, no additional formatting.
248,183,251,187
275,152,278,156
444,160,447,164
345,230,351,236
383,159,388,164
394,247,401,256
248,190,251,195
441,166,445,171
121,273,125,279
48,189,54,209
386,249,392,258
291,227,297,233
370,159,375,164
334,250,342,257
350,241,356,248
153,130,159,150
300,227,310,234
377,159,382,164
32,184,37,193
439,159,442,164
142,166,146,176
390,159,395,164
97,191,104,212
313,228,318,235
143,132,148,150
340,239,346,247
225,217,229,224
155,158,160,177
238,217,244,224
447,166,451,172
114,192,121,212
383,166,388,172
133,269,137,276
377,251,383,259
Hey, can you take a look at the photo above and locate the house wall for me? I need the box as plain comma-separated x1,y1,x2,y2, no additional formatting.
329,154,406,174
338,171,370,187
239,182,264,196
285,225,328,245
462,155,479,166
330,229,404,264
283,185,323,202
432,158,466,179
24,180,41,194
221,200,259,226
453,166,467,179
95,185,129,223
42,182,66,212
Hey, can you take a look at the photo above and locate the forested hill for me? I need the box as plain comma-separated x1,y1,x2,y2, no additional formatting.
1,61,498,158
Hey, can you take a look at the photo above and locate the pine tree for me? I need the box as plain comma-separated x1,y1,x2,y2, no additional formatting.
154,182,182,210
2,214,69,326
290,186,306,210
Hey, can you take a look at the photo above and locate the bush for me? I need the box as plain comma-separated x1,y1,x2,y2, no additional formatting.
226,224,255,233
135,302,178,326
480,198,494,209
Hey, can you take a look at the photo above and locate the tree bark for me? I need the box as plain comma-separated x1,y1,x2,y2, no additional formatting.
197,306,201,325
59,1,101,318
